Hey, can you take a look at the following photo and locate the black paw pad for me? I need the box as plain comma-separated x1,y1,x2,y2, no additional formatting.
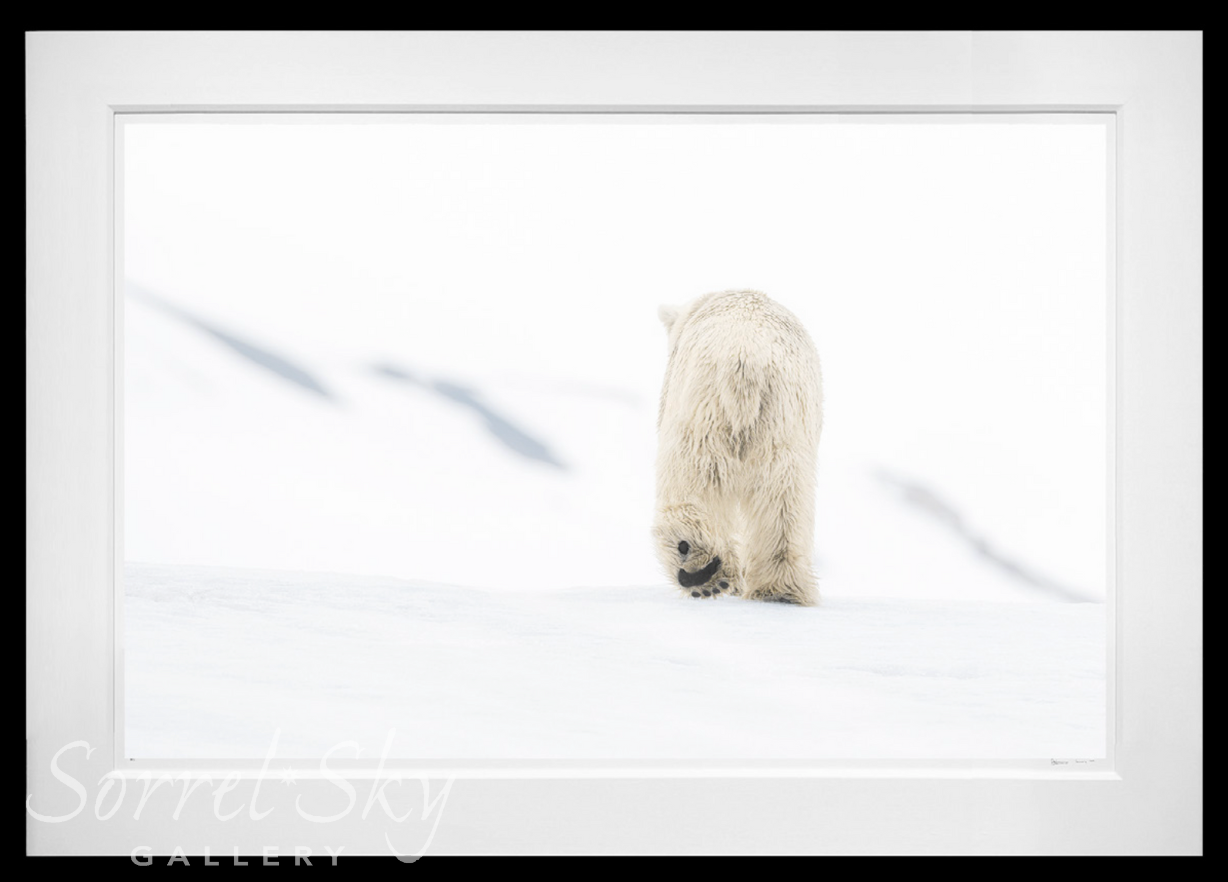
678,556,721,589
691,591,700,598
678,540,690,557
719,581,729,589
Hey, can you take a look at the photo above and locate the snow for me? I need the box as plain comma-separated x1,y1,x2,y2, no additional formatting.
120,120,1111,759
123,288,1096,604
125,563,1105,759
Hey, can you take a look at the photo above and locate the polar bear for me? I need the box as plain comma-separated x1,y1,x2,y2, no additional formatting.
653,290,822,605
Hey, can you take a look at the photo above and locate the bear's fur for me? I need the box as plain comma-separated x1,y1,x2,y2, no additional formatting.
654,290,823,605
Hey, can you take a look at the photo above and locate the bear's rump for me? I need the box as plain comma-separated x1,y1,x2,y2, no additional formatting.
663,351,809,464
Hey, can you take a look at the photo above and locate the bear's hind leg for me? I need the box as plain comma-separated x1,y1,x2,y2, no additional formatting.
702,492,744,598
653,495,743,599
740,453,818,606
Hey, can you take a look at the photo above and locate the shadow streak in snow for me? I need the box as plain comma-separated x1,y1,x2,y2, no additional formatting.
875,468,1097,603
373,362,566,470
128,284,333,400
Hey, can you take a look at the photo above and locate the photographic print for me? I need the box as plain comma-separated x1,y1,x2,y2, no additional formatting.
121,115,1110,761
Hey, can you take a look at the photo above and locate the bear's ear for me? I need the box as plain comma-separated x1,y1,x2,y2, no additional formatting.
658,304,681,335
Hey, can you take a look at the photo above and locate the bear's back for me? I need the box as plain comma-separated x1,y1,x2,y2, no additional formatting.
682,290,810,352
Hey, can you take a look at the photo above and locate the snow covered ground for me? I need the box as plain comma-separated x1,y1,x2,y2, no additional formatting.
125,563,1105,759
121,120,1110,759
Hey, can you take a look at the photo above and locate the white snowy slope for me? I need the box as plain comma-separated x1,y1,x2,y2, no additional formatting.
122,277,1107,759
123,291,1091,603
125,563,1105,760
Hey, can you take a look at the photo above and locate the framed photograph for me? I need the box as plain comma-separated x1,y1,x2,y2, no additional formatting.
27,31,1201,856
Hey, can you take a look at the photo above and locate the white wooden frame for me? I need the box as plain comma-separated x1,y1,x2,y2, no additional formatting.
27,32,1201,856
